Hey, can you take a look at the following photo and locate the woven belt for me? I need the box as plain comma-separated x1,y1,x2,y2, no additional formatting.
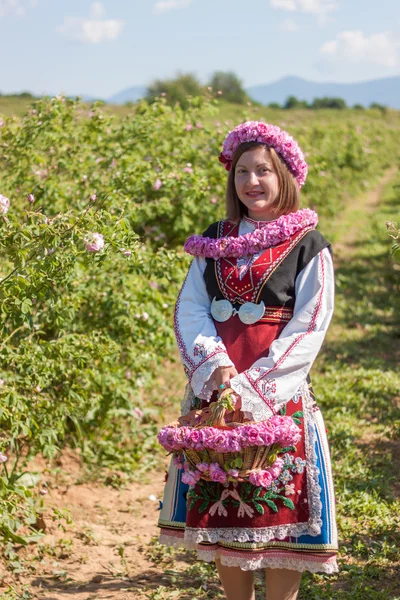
211,297,293,325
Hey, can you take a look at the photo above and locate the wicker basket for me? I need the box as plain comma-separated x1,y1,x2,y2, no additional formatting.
158,398,299,484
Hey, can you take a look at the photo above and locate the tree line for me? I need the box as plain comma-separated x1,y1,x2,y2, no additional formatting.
144,72,388,112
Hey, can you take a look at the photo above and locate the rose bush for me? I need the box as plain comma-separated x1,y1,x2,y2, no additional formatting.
0,95,399,548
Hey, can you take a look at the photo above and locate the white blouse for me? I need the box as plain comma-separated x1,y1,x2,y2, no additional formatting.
174,219,334,422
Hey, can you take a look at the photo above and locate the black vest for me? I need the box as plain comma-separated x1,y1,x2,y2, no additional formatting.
202,221,331,309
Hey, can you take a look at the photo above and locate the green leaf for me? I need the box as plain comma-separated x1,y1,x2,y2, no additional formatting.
198,500,209,513
279,446,296,454
265,499,279,513
281,497,295,510
253,501,264,515
292,411,303,419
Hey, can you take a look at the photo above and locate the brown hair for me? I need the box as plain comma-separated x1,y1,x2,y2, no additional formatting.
225,142,300,222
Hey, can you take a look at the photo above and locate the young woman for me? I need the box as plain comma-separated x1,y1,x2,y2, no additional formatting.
158,121,338,600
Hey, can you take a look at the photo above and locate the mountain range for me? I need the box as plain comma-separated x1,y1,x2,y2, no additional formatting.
106,75,400,109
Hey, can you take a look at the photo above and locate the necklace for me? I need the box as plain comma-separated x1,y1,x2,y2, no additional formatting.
184,208,318,259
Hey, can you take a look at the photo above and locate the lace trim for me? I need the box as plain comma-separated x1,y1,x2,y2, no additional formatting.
184,382,323,543
198,550,338,574
159,534,338,574
190,351,234,400
230,374,274,422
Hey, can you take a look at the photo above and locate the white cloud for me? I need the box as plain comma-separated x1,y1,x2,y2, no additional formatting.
57,2,124,44
153,0,192,15
280,18,299,32
0,0,37,17
271,0,336,23
320,30,400,68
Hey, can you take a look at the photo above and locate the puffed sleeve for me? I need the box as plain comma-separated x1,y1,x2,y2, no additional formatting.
229,247,334,421
174,255,234,401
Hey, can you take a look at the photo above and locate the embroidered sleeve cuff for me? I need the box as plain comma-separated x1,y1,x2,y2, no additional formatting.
190,350,234,401
230,372,275,422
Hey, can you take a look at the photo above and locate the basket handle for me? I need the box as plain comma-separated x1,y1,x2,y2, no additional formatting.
208,391,236,427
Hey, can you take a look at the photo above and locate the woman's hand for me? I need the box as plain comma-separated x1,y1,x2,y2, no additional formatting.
214,366,241,411
214,365,238,390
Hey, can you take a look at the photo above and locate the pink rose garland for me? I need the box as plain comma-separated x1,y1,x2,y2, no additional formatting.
158,416,300,453
183,209,318,260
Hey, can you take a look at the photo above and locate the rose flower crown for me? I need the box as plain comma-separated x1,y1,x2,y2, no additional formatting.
219,120,308,188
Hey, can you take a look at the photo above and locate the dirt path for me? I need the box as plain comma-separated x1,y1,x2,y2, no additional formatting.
333,167,397,260
4,451,172,599
1,170,398,599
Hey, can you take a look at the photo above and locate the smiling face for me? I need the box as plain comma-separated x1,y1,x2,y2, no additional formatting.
234,146,280,221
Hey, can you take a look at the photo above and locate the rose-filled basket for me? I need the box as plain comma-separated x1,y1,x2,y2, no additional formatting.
157,397,301,489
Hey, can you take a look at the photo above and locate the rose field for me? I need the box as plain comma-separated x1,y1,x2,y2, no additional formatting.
0,97,399,599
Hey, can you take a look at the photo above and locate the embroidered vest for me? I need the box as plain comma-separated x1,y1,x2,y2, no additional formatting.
202,220,331,309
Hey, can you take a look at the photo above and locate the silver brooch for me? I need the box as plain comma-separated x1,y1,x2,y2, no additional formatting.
211,297,265,325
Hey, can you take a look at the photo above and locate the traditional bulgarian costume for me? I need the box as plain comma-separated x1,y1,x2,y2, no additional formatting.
158,122,338,574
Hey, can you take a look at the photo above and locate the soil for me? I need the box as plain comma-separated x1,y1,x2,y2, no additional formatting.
1,450,173,599
333,167,397,260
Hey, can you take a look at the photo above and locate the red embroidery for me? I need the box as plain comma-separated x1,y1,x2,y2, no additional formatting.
215,221,314,305
174,269,196,371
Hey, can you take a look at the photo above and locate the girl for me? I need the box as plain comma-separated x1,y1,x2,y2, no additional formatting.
158,121,338,600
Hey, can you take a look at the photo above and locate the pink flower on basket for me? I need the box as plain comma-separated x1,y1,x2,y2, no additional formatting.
224,432,242,453
268,457,284,480
258,425,275,446
181,469,201,486
187,428,204,450
196,462,209,473
228,469,239,478
241,425,264,447
173,455,185,470
206,430,227,452
209,463,227,484
85,232,104,253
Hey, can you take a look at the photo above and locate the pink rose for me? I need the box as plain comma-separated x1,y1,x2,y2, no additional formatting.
153,178,163,191
205,430,226,451
173,455,185,470
268,458,284,480
196,462,209,473
181,469,201,486
85,232,104,253
209,463,227,484
0,194,10,215
188,429,204,450
241,425,264,447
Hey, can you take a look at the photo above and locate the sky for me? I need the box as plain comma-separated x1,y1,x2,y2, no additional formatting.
1,0,399,98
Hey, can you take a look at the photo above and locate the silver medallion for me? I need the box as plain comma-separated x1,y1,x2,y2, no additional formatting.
210,297,234,322
210,297,265,325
